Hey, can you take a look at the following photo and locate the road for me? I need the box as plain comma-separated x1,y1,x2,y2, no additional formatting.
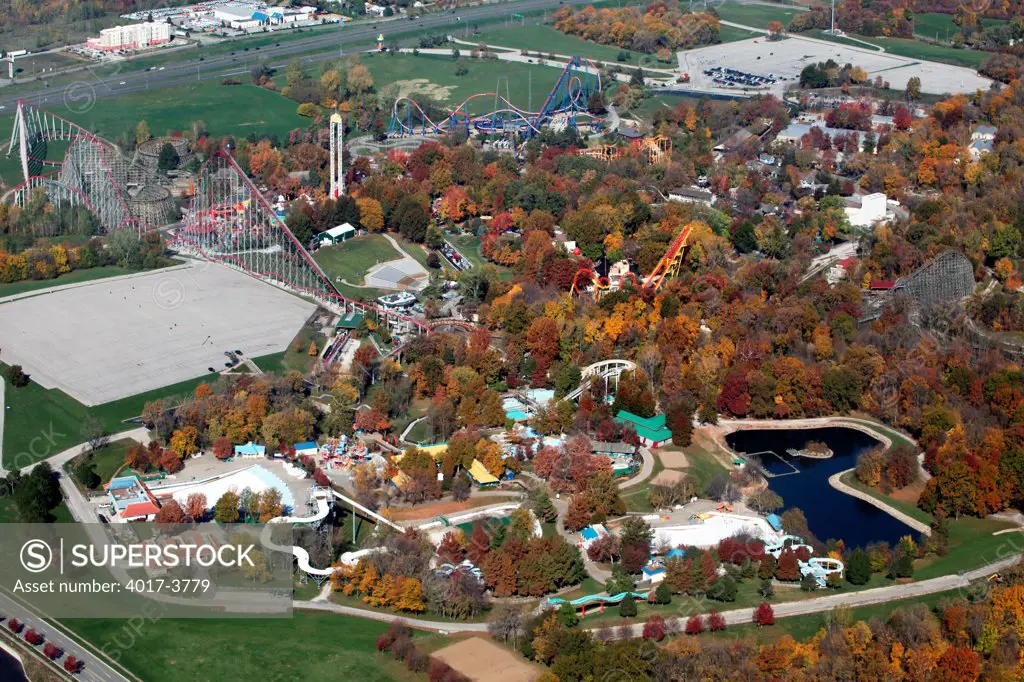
0,0,613,114
0,591,132,682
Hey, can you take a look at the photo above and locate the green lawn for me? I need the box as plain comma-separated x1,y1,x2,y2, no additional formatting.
914,517,1020,580
2,362,217,469
0,81,307,150
315,234,401,285
913,12,1006,41
0,266,137,298
699,587,961,645
450,235,485,268
364,52,577,111
63,611,426,682
476,25,649,66
405,418,433,444
71,438,135,489
715,2,804,29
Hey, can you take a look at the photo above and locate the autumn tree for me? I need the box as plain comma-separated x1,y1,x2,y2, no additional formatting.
185,492,208,521
753,601,775,626
214,490,240,523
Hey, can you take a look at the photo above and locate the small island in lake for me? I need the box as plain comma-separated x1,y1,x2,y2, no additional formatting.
786,441,833,459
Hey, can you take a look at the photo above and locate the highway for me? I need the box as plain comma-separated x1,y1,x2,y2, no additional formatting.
0,0,593,113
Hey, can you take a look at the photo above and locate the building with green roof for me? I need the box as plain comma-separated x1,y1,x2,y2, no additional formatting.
614,410,672,447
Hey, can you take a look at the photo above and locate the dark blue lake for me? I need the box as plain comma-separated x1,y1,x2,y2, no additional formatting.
0,647,27,682
725,426,919,549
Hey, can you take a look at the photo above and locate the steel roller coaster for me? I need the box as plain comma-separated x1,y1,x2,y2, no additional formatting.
387,56,604,137
570,222,697,297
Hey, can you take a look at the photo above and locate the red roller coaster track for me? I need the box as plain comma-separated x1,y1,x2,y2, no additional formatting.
570,222,696,296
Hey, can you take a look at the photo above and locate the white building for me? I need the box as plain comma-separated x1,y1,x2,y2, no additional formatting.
87,22,171,51
668,186,716,207
844,193,888,229
214,3,265,29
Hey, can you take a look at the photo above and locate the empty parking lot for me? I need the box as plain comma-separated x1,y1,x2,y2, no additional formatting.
0,262,315,405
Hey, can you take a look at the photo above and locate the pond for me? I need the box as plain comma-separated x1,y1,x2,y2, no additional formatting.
0,648,27,682
725,426,919,549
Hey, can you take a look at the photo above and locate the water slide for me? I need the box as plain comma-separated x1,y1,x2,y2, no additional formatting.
260,486,402,577
546,591,650,607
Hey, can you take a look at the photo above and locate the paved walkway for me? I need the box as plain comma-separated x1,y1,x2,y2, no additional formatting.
0,379,5,477
828,468,931,534
292,552,1022,635
618,446,654,490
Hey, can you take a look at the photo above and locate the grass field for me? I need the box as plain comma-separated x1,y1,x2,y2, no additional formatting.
364,52,577,111
314,234,402,299
475,25,647,65
913,12,1007,41
1,361,217,469
715,2,804,29
64,611,426,682
700,587,961,645
0,81,307,150
0,266,136,298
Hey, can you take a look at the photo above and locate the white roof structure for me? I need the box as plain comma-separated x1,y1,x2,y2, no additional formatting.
323,222,355,239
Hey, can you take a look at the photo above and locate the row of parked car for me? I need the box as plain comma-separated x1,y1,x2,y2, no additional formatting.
704,66,778,88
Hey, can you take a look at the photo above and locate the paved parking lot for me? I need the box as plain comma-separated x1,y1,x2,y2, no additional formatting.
0,262,315,405
680,35,992,95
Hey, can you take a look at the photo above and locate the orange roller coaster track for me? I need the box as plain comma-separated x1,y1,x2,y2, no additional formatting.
570,222,695,296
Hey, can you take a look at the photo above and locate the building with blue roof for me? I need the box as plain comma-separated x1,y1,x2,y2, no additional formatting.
234,442,266,458
294,441,318,456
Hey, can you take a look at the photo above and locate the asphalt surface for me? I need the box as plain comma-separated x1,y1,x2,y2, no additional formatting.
0,0,596,113
0,590,132,682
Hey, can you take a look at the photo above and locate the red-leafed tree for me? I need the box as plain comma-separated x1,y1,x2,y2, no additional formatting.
642,614,667,641
64,655,81,673
533,446,563,479
564,495,591,531
437,531,465,565
24,628,43,645
43,642,60,659
708,610,727,631
155,500,186,524
776,548,802,581
586,534,621,563
717,369,750,417
160,449,183,473
466,523,490,566
685,614,705,634
213,436,233,461
753,602,775,626
354,407,390,433
933,645,981,682
185,492,208,521
6,618,21,633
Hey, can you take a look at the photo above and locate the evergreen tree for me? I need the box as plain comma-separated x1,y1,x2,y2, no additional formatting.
618,593,637,617
846,548,872,585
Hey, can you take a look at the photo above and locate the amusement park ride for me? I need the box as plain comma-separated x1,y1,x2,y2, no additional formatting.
569,222,696,298
577,135,673,165
387,56,604,137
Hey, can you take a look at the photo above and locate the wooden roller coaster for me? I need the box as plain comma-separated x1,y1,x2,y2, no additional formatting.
576,135,672,165
570,222,696,297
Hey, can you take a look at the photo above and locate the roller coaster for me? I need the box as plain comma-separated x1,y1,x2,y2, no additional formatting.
569,222,697,298
577,135,673,165
388,56,604,137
